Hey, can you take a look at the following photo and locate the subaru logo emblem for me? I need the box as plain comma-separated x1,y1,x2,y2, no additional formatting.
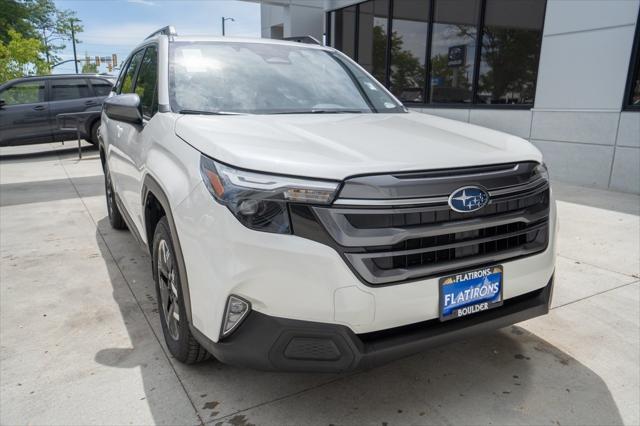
448,186,489,213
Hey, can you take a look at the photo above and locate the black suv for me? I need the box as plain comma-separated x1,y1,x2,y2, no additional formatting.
0,74,114,147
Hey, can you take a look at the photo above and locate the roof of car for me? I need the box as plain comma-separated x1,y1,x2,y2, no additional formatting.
144,35,333,51
0,74,115,88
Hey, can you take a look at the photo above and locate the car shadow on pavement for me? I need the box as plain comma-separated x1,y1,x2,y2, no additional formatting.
0,144,98,163
0,175,104,207
92,217,625,426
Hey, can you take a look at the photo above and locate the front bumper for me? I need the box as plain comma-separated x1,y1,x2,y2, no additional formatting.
175,183,557,342
192,276,553,373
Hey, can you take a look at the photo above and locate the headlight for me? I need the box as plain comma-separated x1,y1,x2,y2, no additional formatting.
200,155,340,234
533,162,549,181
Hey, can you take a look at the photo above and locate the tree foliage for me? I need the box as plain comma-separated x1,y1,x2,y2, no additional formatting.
477,27,539,103
0,0,83,82
0,28,49,81
28,0,83,65
81,61,97,74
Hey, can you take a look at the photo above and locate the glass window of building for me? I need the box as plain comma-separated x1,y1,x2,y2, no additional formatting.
628,52,640,108
429,0,480,104
331,6,357,59
476,0,545,105
626,21,640,109
389,0,430,103
357,0,389,84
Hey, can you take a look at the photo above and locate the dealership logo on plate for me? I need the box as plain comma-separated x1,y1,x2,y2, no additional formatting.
448,186,489,212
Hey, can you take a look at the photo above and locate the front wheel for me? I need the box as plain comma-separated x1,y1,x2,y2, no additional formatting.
153,217,210,364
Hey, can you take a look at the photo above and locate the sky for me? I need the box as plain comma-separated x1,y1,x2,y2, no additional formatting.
52,0,261,74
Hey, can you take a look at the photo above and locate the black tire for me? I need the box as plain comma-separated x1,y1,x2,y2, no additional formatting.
153,217,210,364
87,120,100,146
104,163,127,230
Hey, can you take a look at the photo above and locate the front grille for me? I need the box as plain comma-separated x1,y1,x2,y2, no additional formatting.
369,218,547,271
309,162,550,285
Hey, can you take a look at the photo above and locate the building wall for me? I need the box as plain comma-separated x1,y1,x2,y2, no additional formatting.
258,0,324,41
258,0,640,194
414,0,640,194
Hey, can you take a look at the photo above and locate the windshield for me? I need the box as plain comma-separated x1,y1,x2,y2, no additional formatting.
169,41,406,114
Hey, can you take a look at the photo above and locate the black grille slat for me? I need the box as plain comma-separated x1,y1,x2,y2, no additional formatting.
344,189,548,230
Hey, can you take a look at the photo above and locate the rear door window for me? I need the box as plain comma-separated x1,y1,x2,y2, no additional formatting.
50,78,92,101
1,81,46,105
90,78,113,96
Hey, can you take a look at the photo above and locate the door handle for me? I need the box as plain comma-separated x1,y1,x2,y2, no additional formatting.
85,101,97,106
33,105,45,111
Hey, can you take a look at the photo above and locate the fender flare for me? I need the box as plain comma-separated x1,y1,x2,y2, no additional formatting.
141,174,193,325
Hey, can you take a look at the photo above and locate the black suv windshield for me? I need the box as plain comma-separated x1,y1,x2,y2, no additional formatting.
169,41,406,114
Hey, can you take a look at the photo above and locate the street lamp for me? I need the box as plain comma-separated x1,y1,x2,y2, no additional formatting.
221,17,235,36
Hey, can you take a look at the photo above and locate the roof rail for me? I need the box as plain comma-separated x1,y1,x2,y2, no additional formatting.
283,35,321,45
145,25,177,40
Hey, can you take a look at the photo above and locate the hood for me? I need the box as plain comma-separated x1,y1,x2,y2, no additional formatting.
175,111,542,180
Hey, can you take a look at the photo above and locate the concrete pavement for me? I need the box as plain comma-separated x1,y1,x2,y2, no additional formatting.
1,142,638,426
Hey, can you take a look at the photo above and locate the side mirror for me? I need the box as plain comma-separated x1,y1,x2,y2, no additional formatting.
104,93,142,125
0,99,6,109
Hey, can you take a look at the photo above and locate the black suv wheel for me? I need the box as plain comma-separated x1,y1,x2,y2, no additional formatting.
152,217,210,364
104,164,126,230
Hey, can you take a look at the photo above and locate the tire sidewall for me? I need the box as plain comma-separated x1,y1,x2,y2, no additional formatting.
152,217,192,360
89,121,100,145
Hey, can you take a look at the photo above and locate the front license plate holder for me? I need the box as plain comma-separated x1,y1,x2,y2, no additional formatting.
439,265,504,322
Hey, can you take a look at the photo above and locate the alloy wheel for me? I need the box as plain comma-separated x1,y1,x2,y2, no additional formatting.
157,239,180,340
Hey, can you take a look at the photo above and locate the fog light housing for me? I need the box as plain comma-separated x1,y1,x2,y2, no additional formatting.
221,295,251,338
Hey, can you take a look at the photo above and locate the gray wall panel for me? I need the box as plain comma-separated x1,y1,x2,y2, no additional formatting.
535,25,636,110
531,111,620,145
610,147,640,193
419,108,470,122
469,110,532,139
543,0,639,36
531,140,614,188
617,113,640,148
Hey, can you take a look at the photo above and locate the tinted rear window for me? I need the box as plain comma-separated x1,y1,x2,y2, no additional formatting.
90,78,113,96
51,78,92,101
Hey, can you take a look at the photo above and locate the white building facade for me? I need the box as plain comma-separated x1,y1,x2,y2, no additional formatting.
254,0,640,194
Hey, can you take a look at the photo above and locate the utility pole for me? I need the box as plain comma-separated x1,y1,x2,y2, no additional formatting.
221,17,234,36
70,19,78,73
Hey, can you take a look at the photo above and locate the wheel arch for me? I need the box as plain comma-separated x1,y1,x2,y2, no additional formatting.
142,174,193,325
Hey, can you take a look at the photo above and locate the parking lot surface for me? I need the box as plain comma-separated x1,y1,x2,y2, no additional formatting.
1,143,639,426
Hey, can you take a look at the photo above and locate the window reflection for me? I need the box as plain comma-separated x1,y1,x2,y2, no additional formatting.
429,0,479,104
631,56,640,107
326,0,548,107
389,0,429,102
332,6,357,59
628,33,640,107
358,0,389,84
476,0,544,104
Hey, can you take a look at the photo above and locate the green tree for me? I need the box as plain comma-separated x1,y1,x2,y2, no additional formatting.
81,61,97,73
0,28,49,82
0,0,35,43
477,27,539,103
371,25,425,92
27,0,83,66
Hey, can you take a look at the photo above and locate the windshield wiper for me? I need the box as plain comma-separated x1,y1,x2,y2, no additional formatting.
179,109,246,115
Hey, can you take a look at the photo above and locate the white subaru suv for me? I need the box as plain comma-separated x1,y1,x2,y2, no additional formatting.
99,27,556,372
